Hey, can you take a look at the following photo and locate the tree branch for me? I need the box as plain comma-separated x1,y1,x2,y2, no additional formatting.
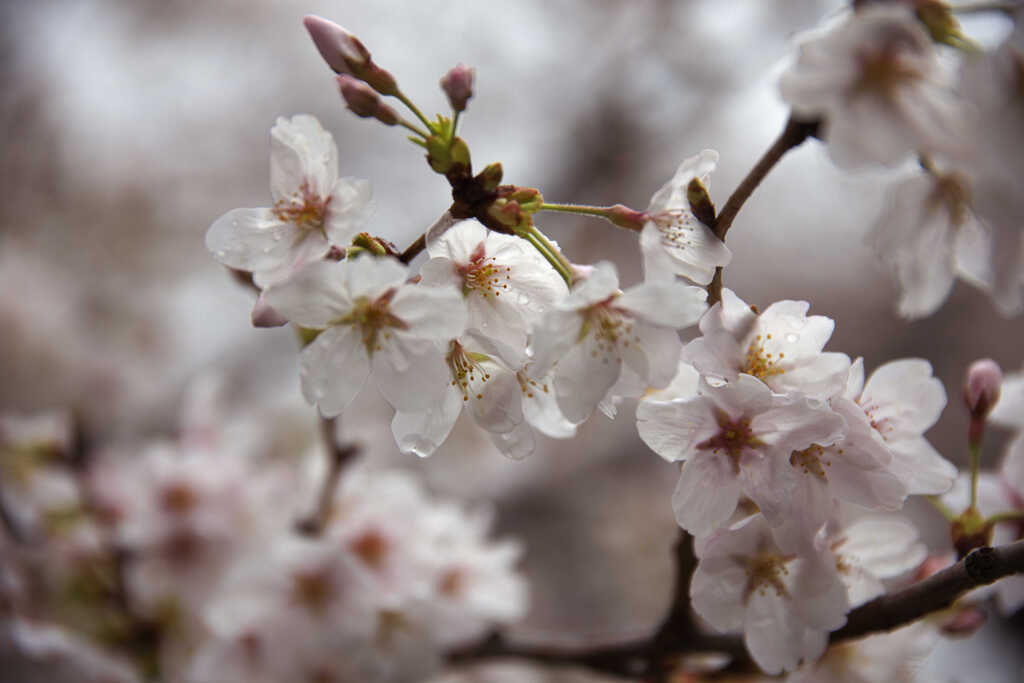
831,539,1024,643
296,417,360,535
706,115,819,305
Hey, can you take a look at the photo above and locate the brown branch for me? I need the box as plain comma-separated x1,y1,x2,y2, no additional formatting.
706,115,819,305
831,539,1024,643
296,417,360,535
399,233,427,264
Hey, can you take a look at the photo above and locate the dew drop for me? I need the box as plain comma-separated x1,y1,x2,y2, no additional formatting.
518,294,530,305
785,333,799,343
272,233,282,242
216,250,227,258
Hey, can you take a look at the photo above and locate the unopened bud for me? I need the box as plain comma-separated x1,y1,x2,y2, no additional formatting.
337,75,380,118
486,198,523,230
440,64,475,112
252,293,288,328
506,187,543,214
965,359,1002,421
303,15,371,75
374,103,400,126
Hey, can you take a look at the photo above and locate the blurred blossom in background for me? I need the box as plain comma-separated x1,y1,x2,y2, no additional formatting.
2,0,1024,680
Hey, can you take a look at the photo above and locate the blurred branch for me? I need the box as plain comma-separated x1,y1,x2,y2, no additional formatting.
296,417,360,535
399,233,427,264
831,539,1024,643
707,115,820,305
952,1,1023,14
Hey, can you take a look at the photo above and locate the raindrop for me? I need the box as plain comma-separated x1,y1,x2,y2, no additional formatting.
216,250,227,259
785,333,799,343
272,233,282,242
518,294,530,305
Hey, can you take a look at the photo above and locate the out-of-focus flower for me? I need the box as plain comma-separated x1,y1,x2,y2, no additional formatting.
780,6,965,168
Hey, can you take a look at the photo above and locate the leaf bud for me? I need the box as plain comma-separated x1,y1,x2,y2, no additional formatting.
440,63,475,112
687,178,716,227
506,187,543,214
476,163,503,192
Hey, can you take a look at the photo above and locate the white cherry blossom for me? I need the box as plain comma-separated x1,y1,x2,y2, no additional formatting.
637,374,846,536
844,357,954,495
785,620,936,683
419,219,567,366
682,289,851,400
640,149,731,285
206,114,372,287
531,261,707,424
870,170,992,319
691,514,849,675
780,6,965,169
264,255,467,417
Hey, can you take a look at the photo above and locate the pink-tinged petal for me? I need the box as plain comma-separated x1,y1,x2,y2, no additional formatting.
206,208,303,273
637,398,717,462
323,177,372,245
251,292,288,328
390,284,467,341
744,590,825,675
690,562,749,632
299,326,370,417
269,114,338,202
860,359,946,437
263,261,353,328
672,456,741,536
887,439,956,495
391,386,463,458
617,280,707,329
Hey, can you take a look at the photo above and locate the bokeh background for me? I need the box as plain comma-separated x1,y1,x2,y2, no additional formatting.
2,0,1023,680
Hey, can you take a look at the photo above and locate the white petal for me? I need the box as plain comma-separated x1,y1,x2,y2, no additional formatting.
270,114,338,202
206,208,310,274
263,260,353,327
391,387,463,458
299,326,370,417
672,457,741,536
617,280,707,329
373,344,449,411
860,359,946,437
323,177,372,245
391,284,468,341
342,255,408,299
552,336,621,424
490,422,535,460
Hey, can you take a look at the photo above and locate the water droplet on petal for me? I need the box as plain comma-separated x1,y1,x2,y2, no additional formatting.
785,333,799,343
272,233,282,242
216,250,227,258
518,294,530,305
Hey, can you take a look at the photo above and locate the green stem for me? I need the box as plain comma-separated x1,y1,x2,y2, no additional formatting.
451,110,461,139
522,228,572,286
928,495,957,522
398,118,430,139
394,91,434,133
987,510,1024,526
969,441,982,512
540,202,613,219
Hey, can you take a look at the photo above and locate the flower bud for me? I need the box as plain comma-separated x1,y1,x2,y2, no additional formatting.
440,64,475,112
303,15,371,75
686,178,716,227
251,292,288,328
374,103,400,126
337,75,380,118
476,163,503,192
606,204,647,231
964,358,1002,421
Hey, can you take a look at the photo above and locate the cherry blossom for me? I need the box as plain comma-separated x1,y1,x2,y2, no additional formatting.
531,261,707,424
785,620,936,683
637,374,845,536
843,357,954,495
264,255,467,417
639,149,732,285
780,5,965,169
419,219,567,366
682,289,851,400
206,115,372,288
690,514,849,675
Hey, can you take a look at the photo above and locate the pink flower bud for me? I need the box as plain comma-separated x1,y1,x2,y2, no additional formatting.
374,103,400,127
251,292,288,328
336,75,380,118
964,358,1002,420
303,15,370,75
440,63,475,112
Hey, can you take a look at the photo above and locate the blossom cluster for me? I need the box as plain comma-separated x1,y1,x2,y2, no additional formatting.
780,3,1024,317
0,382,525,683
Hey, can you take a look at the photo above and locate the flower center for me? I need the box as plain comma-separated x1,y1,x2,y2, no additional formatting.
458,242,511,299
742,333,785,380
789,443,831,481
336,288,407,356
696,411,763,473
855,45,921,99
349,529,389,571
578,296,639,365
653,211,699,251
738,551,792,602
272,180,330,235
291,566,335,615
516,370,549,399
447,341,492,402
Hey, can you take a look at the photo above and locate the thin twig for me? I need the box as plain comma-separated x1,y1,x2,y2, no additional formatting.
831,539,1024,643
399,233,427,264
952,1,1023,14
707,115,820,305
296,417,360,535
